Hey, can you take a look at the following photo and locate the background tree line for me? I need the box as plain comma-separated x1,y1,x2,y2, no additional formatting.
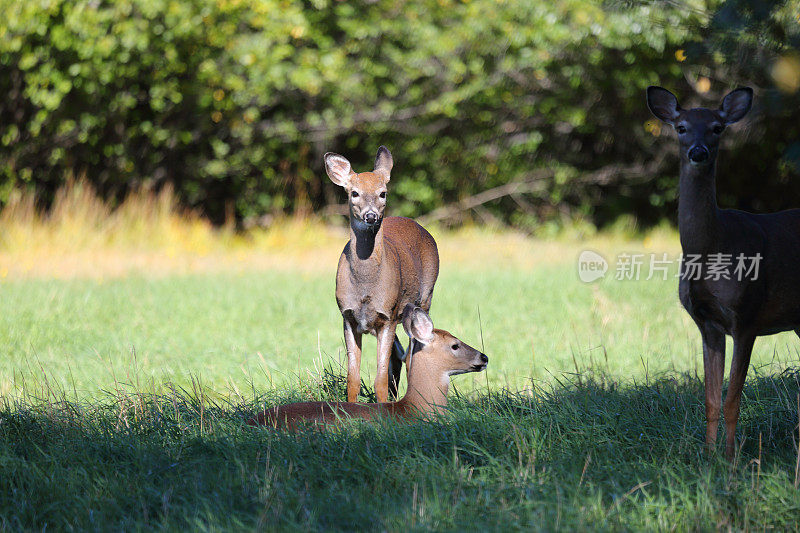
1,0,799,229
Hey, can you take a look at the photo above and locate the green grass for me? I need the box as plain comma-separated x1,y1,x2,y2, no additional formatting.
2,260,798,396
2,370,800,530
3,234,800,529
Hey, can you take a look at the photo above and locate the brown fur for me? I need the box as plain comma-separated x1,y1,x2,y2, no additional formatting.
325,147,440,403
249,309,488,430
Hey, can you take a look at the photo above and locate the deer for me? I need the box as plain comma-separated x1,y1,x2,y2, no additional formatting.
647,85,800,459
248,305,488,429
324,146,439,404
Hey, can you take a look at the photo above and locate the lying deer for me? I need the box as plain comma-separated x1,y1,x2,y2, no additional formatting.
647,86,800,458
248,305,488,429
324,146,439,403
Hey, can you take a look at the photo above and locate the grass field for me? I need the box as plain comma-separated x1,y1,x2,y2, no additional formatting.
2,186,800,529
2,225,798,398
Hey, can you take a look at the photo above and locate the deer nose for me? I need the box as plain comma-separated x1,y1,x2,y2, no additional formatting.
480,353,488,364
363,212,378,225
688,145,709,163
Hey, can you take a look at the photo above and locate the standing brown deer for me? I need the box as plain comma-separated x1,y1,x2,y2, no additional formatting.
325,146,439,403
248,305,487,429
647,86,800,458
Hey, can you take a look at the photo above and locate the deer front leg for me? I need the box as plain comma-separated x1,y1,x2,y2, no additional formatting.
700,325,725,453
723,334,755,459
343,318,362,402
374,323,397,403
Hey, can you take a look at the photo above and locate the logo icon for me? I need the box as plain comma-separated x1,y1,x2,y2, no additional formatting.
578,250,608,283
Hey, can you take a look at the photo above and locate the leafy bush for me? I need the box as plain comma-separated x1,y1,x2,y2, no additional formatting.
1,0,798,227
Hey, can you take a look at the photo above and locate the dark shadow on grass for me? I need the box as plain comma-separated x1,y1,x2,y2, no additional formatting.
460,366,800,462
2,367,800,530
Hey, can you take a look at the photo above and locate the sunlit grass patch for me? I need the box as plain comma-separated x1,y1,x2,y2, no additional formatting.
1,181,798,397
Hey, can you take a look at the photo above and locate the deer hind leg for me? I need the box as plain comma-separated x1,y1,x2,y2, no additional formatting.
388,335,405,401
700,324,725,453
723,333,755,460
343,318,362,403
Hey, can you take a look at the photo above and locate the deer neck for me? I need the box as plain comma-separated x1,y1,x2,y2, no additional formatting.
395,354,449,416
678,159,722,255
349,217,385,269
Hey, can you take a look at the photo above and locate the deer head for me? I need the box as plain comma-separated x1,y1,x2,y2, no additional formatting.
647,86,752,168
401,304,488,376
324,146,394,230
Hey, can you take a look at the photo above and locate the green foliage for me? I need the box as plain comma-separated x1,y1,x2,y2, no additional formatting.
0,0,799,226
685,0,800,216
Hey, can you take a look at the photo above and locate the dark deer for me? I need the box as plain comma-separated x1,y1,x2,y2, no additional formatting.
647,86,800,458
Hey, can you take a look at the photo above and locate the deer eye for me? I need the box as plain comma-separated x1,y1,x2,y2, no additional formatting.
379,191,386,199
351,191,359,198
712,125,724,134
451,343,459,350
676,125,687,134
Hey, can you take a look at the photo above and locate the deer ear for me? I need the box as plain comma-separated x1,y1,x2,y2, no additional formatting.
373,146,393,182
324,153,353,187
646,86,681,125
720,87,753,125
402,305,434,345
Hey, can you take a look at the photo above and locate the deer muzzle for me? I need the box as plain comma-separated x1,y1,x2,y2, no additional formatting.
472,352,489,371
688,145,709,164
363,211,379,225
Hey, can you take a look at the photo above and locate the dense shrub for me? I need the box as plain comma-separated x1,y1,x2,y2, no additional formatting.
1,0,798,227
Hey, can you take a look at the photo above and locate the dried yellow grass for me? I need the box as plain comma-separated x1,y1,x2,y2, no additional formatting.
0,181,680,280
